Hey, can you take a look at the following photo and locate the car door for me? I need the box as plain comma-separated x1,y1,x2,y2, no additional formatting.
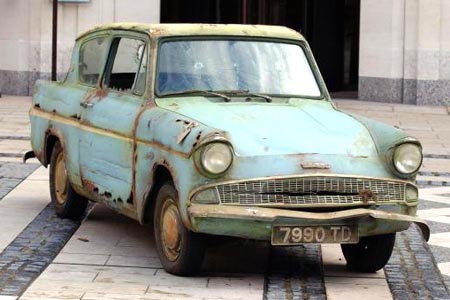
78,32,149,218
63,34,111,189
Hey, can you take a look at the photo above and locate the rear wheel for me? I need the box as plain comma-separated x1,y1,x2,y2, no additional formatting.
341,233,396,272
154,182,205,276
49,141,88,220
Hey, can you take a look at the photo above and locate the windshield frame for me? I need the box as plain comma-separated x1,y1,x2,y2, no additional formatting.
154,36,327,100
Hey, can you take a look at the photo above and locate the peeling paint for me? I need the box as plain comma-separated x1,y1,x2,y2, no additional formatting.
176,121,198,144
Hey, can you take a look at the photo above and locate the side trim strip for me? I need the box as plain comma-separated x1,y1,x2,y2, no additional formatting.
30,107,189,158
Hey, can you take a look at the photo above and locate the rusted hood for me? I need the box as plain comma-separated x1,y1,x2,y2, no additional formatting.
156,97,378,158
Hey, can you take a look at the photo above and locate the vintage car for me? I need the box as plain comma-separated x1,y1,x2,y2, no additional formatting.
27,23,429,275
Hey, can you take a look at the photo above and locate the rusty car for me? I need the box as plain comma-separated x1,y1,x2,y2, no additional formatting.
27,23,429,275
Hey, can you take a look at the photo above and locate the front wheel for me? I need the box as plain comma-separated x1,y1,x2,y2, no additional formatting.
154,182,205,276
341,233,396,272
49,141,88,220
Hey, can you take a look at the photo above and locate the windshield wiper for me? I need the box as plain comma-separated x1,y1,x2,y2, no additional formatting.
161,89,273,103
213,89,273,103
160,90,231,102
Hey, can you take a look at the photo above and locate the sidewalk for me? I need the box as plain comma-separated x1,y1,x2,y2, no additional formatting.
0,95,449,300
0,96,31,162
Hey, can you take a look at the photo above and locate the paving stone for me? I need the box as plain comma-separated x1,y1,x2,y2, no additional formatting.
0,162,39,201
0,178,22,200
0,203,85,296
265,245,326,300
0,163,39,180
384,225,450,300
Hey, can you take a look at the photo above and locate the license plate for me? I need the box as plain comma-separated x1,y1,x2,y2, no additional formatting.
271,225,359,245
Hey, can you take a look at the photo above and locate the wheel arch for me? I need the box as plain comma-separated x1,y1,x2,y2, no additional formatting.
141,163,175,225
44,129,66,166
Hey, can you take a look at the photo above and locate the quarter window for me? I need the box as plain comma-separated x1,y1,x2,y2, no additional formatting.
104,37,148,95
79,37,109,86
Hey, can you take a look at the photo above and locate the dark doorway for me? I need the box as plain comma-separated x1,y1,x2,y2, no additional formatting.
160,0,360,95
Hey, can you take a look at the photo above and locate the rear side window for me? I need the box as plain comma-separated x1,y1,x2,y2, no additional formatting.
79,37,109,86
103,37,148,95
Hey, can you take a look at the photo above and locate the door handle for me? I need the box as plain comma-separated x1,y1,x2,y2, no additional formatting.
80,101,94,108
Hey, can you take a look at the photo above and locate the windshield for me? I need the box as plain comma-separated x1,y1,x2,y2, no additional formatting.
156,39,321,98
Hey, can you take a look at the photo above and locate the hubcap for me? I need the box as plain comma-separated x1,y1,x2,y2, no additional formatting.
160,199,182,261
54,151,67,205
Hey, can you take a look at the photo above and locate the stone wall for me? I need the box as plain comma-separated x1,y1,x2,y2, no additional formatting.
0,0,160,96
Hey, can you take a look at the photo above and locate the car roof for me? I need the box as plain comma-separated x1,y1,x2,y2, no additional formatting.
77,23,305,41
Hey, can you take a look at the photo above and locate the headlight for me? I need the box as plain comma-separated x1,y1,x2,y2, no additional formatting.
393,143,422,174
200,143,233,175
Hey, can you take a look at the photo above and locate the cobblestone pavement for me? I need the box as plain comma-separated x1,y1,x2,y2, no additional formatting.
0,203,84,296
265,245,326,300
0,158,41,296
385,225,449,300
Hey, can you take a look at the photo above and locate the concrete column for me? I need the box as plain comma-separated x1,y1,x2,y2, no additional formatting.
358,0,406,103
0,0,33,95
359,0,450,105
414,0,447,105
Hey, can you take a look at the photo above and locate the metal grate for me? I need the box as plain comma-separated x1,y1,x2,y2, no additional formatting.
216,176,406,205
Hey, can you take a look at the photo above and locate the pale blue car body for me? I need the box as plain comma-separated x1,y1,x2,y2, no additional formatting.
29,23,430,242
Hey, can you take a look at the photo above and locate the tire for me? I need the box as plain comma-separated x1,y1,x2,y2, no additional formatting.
154,182,205,276
341,233,396,272
49,141,88,220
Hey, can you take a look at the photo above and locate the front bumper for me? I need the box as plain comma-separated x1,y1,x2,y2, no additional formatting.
188,204,430,242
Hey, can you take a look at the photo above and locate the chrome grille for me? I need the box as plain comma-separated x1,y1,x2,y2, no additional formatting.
216,176,406,205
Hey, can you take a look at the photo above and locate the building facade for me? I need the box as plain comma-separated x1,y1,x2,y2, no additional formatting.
0,0,448,106
0,0,160,95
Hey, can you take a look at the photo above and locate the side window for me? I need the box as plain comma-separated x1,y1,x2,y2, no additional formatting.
79,37,109,86
104,37,148,95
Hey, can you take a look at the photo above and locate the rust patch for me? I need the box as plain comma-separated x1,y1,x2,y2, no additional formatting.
126,192,133,204
196,131,203,141
142,139,190,158
359,189,375,203
146,152,155,160
83,179,97,193
177,121,198,144
95,88,109,99
130,106,149,207
149,27,169,36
